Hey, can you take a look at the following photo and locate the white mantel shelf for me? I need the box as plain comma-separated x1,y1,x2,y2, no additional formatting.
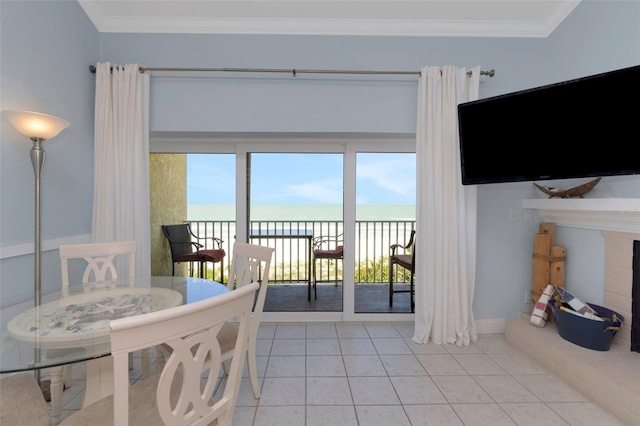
522,198,640,234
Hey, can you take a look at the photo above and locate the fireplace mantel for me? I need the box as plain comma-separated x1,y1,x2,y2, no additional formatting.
522,198,640,233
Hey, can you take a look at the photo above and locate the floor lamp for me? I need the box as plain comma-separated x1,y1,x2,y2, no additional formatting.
3,110,70,383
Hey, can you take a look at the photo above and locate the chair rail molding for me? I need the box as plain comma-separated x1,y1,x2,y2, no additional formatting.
522,198,640,233
0,234,91,259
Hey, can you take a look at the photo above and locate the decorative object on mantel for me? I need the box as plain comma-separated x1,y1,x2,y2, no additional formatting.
533,177,601,198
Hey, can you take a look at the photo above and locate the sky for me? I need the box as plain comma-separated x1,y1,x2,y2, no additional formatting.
187,153,416,205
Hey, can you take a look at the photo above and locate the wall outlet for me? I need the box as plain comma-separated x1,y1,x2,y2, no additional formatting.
509,209,518,222
524,209,534,222
524,291,531,304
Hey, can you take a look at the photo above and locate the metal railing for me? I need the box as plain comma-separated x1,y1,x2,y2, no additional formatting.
187,220,415,284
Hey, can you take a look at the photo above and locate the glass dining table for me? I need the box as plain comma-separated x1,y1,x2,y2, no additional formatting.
0,276,228,421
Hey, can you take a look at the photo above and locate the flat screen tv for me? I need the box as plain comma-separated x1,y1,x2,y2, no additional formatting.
457,65,640,185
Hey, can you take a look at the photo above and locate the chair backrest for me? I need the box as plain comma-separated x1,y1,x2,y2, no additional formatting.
162,223,197,259
226,242,275,340
110,282,258,426
59,241,136,297
312,233,343,250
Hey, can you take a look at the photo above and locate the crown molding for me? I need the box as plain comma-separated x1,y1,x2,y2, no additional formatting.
78,1,581,38
90,16,553,38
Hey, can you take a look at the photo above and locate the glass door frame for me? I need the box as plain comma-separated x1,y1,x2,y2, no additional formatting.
151,133,415,323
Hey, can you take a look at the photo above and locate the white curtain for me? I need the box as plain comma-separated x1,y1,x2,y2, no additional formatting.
412,66,480,346
92,62,151,276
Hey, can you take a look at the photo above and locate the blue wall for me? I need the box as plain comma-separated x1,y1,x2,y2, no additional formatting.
0,1,99,303
99,34,553,133
1,0,638,317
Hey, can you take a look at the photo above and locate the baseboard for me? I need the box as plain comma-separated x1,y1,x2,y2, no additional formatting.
475,318,506,334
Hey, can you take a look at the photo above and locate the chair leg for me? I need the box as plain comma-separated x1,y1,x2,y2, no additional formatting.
410,271,415,312
311,258,317,301
389,258,394,306
247,341,261,399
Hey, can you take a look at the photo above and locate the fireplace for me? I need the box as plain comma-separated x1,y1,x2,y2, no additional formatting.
522,198,640,351
603,231,639,352
632,240,639,352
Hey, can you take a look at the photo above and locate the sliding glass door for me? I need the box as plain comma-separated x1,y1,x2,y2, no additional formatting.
249,153,344,313
354,153,416,313
150,133,415,322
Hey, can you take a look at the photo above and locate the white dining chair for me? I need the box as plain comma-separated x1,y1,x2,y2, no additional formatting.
49,241,143,420
59,240,136,297
216,242,275,399
0,372,52,426
59,282,258,426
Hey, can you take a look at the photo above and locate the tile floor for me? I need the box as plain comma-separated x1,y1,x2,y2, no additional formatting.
54,322,624,426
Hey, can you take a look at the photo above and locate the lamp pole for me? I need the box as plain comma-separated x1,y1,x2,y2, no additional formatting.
31,137,45,383
31,137,45,310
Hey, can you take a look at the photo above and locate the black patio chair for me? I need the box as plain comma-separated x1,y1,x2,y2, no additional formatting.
389,230,415,312
312,234,344,300
162,223,225,280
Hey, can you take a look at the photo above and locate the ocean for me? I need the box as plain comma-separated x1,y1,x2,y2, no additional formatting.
188,204,415,221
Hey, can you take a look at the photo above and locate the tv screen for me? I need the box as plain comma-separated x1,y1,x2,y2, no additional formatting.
457,65,640,185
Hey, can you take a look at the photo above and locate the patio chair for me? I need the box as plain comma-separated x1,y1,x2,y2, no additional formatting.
312,234,344,299
389,230,415,312
162,223,225,280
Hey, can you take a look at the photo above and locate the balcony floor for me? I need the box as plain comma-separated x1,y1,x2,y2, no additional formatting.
264,283,413,313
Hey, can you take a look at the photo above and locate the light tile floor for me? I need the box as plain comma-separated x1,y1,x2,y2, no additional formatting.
54,322,624,426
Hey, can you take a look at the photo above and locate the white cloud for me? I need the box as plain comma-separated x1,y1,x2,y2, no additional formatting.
357,157,415,197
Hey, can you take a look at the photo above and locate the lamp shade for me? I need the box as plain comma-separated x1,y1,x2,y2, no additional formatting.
3,110,70,140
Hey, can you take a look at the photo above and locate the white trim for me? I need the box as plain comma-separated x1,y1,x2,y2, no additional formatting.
150,132,415,154
0,234,91,260
475,318,506,335
543,0,582,37
78,14,572,38
522,198,640,233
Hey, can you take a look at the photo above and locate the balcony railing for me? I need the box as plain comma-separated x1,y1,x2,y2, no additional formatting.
186,220,415,284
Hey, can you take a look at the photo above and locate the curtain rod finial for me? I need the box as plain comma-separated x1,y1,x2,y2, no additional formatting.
89,65,97,74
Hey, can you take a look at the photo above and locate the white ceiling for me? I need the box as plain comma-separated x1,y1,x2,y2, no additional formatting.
78,0,581,38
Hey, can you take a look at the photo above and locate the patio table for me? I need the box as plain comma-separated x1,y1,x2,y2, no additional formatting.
249,229,314,300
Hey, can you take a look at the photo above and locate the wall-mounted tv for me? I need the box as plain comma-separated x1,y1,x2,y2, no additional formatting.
457,65,640,185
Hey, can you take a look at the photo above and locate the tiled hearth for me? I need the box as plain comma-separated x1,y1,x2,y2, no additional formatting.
505,315,639,425
512,199,640,425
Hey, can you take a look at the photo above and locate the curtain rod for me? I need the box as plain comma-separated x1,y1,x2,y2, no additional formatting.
88,65,495,78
